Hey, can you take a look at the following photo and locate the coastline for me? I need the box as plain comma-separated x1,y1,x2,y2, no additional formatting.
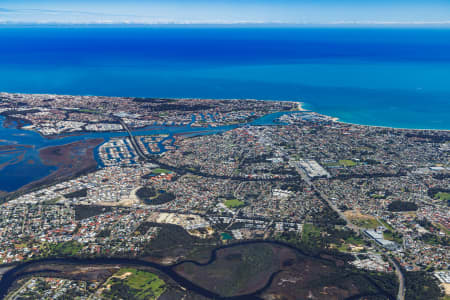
284,99,450,132
1,91,449,132
331,116,450,132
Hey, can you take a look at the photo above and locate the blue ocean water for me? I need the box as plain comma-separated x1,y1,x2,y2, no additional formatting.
0,26,449,129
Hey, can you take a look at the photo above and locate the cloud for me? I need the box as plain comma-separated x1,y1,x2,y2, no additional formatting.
0,18,449,26
0,5,449,26
0,7,158,19
0,8,15,12
326,20,450,25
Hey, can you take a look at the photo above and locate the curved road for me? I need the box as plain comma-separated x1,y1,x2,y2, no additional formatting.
120,118,301,182
121,117,405,300
294,165,405,300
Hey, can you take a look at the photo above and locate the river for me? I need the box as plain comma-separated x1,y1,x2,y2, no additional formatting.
0,110,294,192
0,240,396,300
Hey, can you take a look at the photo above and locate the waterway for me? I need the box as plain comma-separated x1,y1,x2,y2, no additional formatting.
0,240,395,300
0,111,290,192
1,27,449,130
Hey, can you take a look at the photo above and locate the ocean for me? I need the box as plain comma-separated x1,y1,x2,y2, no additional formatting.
0,26,449,129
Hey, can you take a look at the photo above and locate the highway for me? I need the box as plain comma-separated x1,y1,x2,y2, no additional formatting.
119,118,302,182
121,118,406,300
294,165,406,300
118,119,148,160
388,256,406,300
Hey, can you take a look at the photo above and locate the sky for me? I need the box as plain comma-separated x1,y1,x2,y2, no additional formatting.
0,0,449,25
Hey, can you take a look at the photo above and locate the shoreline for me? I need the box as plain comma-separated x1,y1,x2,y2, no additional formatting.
1,91,449,132
0,239,397,300
331,117,450,132
288,101,450,132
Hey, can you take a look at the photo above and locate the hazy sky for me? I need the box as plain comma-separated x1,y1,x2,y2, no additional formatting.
1,0,449,25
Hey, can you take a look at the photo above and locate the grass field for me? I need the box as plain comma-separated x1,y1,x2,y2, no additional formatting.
352,218,379,229
151,168,172,174
301,223,321,243
435,192,450,201
77,108,99,114
43,197,61,205
224,199,245,209
339,159,358,167
383,231,402,243
436,223,450,236
48,241,83,256
344,211,379,229
324,160,358,167
345,235,364,245
378,219,395,231
337,233,364,252
370,193,386,199
103,268,166,300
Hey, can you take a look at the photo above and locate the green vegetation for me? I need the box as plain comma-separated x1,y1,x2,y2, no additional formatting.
337,233,365,252
301,223,321,246
351,217,379,229
360,271,398,298
136,187,157,199
436,223,450,236
365,189,391,200
435,192,450,201
339,159,358,167
332,228,365,252
378,219,394,231
275,230,397,298
344,235,364,245
420,233,449,246
64,188,88,199
74,205,112,220
383,230,403,243
421,233,440,245
324,160,358,167
277,216,365,258
370,193,386,199
178,243,275,297
312,205,347,227
224,199,245,209
405,271,443,300
151,168,172,174
142,223,214,258
136,187,176,205
48,241,83,256
43,197,61,205
428,188,450,205
276,206,352,253
388,200,418,212
77,108,99,114
102,268,166,300
148,192,175,205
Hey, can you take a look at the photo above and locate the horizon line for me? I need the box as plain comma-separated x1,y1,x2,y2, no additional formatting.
1,20,450,27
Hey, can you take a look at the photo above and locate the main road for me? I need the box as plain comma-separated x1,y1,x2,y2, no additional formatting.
121,117,406,300
294,165,405,300
119,118,301,183
118,119,148,160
